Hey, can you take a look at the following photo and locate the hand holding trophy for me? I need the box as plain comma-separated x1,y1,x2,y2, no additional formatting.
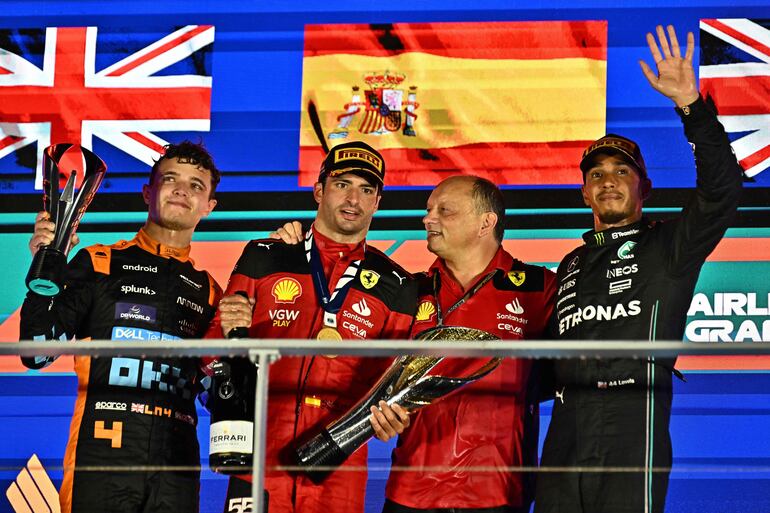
25,144,106,296
295,326,502,475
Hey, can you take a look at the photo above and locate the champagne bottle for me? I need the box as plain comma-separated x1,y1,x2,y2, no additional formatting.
208,357,256,474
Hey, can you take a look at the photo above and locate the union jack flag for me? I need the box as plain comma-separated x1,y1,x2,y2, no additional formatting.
699,18,770,179
0,25,214,189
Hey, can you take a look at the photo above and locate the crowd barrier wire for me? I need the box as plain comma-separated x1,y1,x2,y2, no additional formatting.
4,339,770,513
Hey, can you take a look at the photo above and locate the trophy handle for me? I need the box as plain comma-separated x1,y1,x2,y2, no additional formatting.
391,357,502,408
25,246,68,296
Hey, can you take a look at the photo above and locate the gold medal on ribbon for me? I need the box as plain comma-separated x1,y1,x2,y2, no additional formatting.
316,326,342,340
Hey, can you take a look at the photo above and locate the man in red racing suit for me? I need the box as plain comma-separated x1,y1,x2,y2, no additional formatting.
208,141,418,513
384,176,556,513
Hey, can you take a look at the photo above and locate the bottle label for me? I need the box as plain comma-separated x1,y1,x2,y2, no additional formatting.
209,420,254,455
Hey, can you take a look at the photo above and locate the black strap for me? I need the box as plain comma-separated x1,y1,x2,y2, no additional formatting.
433,270,497,327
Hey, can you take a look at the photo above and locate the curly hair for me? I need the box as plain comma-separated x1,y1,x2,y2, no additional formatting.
150,141,221,198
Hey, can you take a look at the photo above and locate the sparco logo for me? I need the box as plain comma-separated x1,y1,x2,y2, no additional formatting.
121,284,156,295
95,401,126,411
177,297,204,314
559,300,641,334
606,264,638,278
122,264,157,273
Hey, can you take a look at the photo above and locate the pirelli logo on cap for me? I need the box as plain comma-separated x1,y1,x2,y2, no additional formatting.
334,147,383,171
582,137,637,159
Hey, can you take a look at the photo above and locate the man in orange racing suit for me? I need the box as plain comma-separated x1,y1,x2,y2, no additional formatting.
20,141,222,513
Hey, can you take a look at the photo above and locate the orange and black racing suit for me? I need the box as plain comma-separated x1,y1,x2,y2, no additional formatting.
20,229,221,513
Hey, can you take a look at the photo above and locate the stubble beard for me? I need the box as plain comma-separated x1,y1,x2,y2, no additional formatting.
597,208,630,226
159,210,194,232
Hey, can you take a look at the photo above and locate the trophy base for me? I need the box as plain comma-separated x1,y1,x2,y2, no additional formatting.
26,247,66,296
295,430,347,482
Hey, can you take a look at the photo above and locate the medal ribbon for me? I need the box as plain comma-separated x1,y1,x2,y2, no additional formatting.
305,230,362,328
432,270,498,327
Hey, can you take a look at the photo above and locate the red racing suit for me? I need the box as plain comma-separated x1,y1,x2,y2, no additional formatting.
385,248,556,511
206,227,418,513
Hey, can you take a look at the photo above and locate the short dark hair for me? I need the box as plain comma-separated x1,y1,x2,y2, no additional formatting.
471,177,505,244
318,171,383,195
150,141,221,198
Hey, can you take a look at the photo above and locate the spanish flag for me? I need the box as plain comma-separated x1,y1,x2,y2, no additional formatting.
299,21,607,187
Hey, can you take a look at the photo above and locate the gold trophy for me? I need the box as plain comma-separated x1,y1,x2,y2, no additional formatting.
295,326,501,473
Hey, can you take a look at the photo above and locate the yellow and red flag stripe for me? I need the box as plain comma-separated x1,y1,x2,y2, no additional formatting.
299,21,607,186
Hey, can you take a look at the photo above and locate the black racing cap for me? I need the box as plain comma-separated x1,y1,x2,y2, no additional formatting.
318,141,385,186
580,134,647,180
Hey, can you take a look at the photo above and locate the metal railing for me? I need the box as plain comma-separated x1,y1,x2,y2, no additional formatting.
4,339,770,513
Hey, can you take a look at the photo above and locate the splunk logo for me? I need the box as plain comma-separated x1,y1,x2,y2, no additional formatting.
120,284,156,295
558,300,641,334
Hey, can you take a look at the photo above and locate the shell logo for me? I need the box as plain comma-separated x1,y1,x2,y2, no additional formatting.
271,278,302,304
415,300,436,322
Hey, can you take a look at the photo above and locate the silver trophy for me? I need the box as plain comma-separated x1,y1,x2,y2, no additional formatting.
25,144,107,296
295,326,501,473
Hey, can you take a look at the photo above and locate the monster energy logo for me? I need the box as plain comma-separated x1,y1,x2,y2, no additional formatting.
594,232,605,245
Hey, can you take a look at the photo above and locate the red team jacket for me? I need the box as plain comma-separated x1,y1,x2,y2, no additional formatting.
206,228,418,513
386,247,556,510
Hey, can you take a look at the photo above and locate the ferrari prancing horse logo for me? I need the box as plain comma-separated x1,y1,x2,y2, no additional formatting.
360,269,380,289
507,271,526,287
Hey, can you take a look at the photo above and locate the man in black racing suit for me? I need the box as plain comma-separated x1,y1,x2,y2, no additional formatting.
535,26,743,513
20,141,222,513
